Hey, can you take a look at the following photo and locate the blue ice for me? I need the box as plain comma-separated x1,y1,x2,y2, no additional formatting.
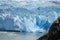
0,1,60,33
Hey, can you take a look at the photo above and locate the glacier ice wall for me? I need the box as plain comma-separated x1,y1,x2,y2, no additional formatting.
0,0,60,33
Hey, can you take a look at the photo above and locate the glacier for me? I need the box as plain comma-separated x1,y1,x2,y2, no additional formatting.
0,0,60,33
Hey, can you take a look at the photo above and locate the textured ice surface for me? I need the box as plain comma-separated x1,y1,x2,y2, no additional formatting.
0,0,60,33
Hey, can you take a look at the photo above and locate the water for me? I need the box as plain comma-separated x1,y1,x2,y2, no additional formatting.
0,31,45,40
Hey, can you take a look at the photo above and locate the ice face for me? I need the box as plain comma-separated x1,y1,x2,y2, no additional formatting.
0,11,50,32
0,1,60,33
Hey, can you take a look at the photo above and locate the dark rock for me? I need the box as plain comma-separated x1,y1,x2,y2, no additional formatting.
37,17,60,40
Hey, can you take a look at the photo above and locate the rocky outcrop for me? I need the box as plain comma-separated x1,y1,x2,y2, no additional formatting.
37,17,60,40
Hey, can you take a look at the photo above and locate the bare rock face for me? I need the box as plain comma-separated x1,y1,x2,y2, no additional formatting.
37,17,60,40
